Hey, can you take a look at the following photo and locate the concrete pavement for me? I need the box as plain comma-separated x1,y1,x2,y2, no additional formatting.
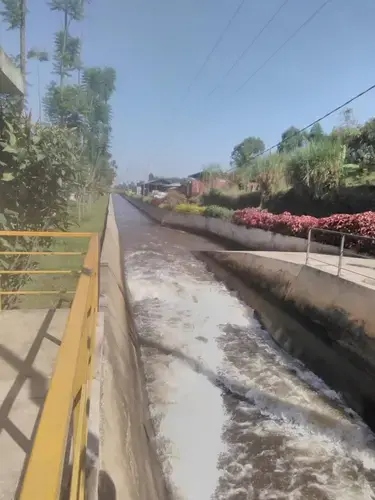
0,308,68,499
250,251,375,290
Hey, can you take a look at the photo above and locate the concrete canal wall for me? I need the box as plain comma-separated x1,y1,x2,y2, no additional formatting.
125,196,354,255
125,196,375,423
97,197,168,500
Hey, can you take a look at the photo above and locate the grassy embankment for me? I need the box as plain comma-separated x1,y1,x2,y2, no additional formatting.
17,195,108,309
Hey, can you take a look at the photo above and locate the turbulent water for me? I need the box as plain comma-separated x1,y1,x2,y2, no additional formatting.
114,195,375,500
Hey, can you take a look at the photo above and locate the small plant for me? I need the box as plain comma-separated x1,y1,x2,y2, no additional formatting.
203,205,233,220
175,203,205,215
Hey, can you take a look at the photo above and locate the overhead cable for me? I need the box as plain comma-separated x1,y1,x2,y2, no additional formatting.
228,81,375,172
208,0,290,97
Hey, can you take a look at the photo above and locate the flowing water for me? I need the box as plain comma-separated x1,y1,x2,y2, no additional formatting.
113,195,375,500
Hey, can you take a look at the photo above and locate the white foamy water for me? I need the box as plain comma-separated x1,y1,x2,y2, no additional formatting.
124,246,375,500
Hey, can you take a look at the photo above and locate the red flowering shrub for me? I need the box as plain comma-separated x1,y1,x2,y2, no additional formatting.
232,208,375,253
232,208,318,237
151,198,164,206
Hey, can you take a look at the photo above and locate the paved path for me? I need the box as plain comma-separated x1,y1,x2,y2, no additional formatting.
0,308,68,499
251,251,375,290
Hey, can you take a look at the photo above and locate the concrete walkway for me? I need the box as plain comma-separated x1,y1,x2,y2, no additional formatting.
0,309,68,499
251,251,375,290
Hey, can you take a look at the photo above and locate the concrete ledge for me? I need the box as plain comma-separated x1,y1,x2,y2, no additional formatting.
0,48,24,96
125,196,355,256
96,196,168,500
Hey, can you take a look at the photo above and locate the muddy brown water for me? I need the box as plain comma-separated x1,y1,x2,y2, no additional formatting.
113,195,375,500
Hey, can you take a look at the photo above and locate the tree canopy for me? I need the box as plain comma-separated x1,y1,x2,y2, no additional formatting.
230,136,265,169
277,126,306,153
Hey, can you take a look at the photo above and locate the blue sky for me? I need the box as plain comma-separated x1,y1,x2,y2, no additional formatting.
1,0,375,183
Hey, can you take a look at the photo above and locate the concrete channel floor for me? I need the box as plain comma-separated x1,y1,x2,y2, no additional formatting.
251,251,375,290
0,308,69,500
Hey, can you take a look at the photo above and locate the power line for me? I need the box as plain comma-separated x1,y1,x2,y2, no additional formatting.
208,0,290,97
235,0,332,94
181,0,247,99
228,81,375,172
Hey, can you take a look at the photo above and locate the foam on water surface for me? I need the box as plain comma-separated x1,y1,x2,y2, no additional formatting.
125,248,375,500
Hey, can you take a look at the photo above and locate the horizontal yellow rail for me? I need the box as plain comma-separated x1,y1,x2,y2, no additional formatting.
0,231,93,238
0,251,84,256
0,290,75,295
0,231,89,305
0,270,79,275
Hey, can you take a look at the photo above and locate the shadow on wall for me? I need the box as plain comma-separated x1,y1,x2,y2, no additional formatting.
98,470,117,500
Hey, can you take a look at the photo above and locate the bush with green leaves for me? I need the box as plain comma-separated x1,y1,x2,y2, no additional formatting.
0,112,81,307
203,205,233,220
253,153,288,200
175,203,205,215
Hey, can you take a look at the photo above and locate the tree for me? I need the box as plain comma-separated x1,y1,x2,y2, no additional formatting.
1,0,27,106
27,48,49,120
53,30,81,84
48,0,89,88
278,126,306,153
341,108,357,129
331,108,360,149
230,136,265,169
308,123,324,142
346,118,375,170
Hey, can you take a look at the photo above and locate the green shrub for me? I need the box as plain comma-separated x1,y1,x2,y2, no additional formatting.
286,139,346,199
175,203,205,215
254,153,288,198
142,195,153,203
203,205,234,220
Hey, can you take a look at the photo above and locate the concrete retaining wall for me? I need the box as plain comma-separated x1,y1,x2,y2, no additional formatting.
98,197,167,500
204,250,375,419
125,197,351,255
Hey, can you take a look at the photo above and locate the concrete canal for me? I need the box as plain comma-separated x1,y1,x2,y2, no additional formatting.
113,194,375,500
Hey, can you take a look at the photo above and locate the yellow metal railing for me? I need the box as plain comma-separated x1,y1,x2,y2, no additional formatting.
0,231,100,499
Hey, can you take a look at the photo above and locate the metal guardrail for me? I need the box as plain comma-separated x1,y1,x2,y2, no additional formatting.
306,227,375,277
0,230,99,499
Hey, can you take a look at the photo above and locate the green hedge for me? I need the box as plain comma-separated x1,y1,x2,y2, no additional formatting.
203,205,234,220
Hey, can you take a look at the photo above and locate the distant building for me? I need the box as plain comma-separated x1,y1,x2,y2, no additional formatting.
187,171,230,197
139,177,182,196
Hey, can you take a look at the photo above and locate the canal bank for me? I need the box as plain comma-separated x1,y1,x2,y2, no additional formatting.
111,194,375,500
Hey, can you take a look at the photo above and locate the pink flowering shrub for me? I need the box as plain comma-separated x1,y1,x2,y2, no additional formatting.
232,208,318,237
232,208,375,252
